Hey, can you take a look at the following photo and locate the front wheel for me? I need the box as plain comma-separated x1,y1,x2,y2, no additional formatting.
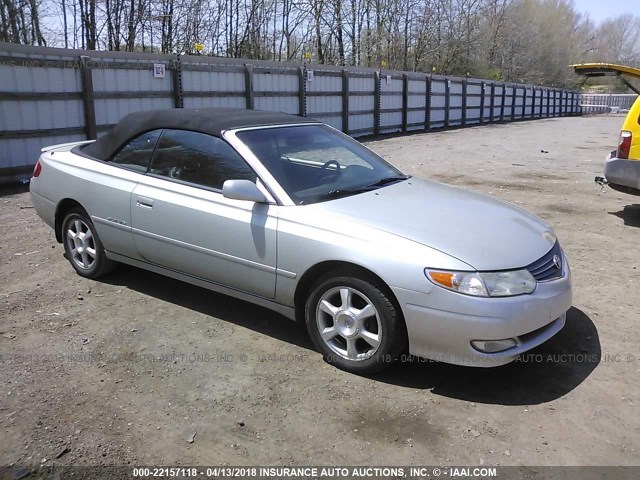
305,271,407,374
62,208,116,278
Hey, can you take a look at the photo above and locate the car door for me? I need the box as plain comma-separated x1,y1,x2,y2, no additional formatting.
130,129,278,299
84,129,163,260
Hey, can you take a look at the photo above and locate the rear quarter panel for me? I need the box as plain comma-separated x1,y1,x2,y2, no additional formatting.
30,149,141,259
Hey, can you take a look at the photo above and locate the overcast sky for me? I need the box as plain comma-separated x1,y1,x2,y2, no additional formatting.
572,0,636,24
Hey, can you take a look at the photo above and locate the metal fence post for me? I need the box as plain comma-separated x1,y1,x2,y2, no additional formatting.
546,89,550,118
425,75,431,130
298,66,306,117
244,64,255,110
479,82,485,124
571,91,574,115
402,74,409,133
374,71,381,136
571,92,575,116
79,55,97,140
500,84,506,122
522,87,527,119
547,88,553,118
559,90,564,116
578,92,583,115
510,85,516,121
461,79,467,126
444,79,450,128
342,69,349,134
538,88,543,118
489,82,495,123
569,92,572,116
171,54,183,109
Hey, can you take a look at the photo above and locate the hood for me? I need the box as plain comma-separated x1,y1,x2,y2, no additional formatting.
309,177,556,271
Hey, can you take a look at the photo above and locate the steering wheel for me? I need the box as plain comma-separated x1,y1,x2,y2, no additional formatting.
321,160,341,177
167,166,184,179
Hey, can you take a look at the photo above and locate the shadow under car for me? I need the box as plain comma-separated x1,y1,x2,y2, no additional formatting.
373,306,600,405
100,265,599,405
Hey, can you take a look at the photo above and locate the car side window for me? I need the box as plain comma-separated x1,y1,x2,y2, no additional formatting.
110,130,162,172
149,129,257,190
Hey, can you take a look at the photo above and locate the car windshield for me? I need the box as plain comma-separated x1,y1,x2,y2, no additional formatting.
236,125,408,205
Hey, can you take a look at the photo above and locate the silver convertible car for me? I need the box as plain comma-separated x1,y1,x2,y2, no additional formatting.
30,108,572,374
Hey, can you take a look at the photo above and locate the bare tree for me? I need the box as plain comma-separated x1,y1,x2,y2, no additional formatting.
1,0,46,45
7,0,639,88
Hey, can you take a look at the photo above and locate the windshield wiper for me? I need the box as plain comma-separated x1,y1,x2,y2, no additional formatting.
301,175,410,204
310,188,369,202
363,175,410,189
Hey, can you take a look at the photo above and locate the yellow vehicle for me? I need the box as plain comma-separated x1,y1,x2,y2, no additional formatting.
573,63,640,196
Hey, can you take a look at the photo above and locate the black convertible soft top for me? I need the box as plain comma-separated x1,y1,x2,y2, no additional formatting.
82,108,316,161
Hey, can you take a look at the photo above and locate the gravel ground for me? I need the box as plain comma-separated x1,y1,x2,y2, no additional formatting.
0,115,639,469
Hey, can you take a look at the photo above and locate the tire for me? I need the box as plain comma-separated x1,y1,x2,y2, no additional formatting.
61,208,116,278
305,269,407,374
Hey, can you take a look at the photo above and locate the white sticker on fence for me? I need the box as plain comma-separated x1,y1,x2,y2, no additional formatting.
153,64,166,79
307,70,314,82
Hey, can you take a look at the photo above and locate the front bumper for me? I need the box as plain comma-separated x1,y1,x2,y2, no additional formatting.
604,155,640,196
392,256,572,367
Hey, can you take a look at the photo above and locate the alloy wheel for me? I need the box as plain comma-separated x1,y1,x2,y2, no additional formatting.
65,217,97,270
315,286,382,361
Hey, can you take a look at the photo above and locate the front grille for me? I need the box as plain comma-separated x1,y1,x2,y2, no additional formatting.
526,241,563,282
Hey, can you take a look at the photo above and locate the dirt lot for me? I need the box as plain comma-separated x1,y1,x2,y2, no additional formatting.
1,115,639,469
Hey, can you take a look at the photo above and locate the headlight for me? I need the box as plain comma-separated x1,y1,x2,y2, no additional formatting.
480,270,536,296
425,268,536,297
426,270,489,296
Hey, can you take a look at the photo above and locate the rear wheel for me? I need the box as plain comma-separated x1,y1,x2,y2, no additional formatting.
62,208,116,278
305,270,407,374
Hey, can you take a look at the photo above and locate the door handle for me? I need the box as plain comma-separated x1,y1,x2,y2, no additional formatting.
136,197,154,209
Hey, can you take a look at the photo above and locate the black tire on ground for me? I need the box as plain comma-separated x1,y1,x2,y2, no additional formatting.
304,269,407,374
61,208,117,279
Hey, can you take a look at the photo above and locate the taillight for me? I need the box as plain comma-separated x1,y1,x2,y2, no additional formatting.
616,131,632,159
33,160,42,177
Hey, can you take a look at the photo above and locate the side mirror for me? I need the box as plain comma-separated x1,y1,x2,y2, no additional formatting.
222,179,269,203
